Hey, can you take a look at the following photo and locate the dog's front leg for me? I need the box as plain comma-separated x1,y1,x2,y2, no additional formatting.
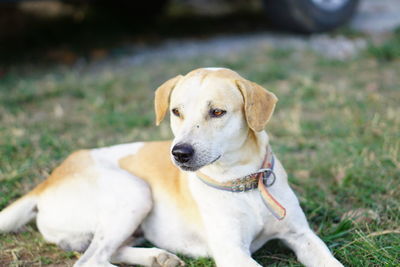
280,219,343,267
208,241,261,267
204,220,261,267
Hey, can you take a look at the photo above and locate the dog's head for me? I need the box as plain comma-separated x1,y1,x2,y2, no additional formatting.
155,68,278,171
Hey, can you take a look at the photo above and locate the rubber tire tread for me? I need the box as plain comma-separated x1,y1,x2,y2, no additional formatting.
263,0,359,33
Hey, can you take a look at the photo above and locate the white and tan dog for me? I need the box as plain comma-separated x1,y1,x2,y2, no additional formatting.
0,68,343,267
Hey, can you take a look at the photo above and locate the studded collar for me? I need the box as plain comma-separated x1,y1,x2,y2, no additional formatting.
196,146,286,220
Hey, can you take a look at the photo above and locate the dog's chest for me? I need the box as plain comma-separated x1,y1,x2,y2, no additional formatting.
141,175,270,257
189,174,271,241
141,199,209,257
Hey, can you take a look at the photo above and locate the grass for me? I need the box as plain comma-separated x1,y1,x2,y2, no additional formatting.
366,28,400,61
1,30,400,266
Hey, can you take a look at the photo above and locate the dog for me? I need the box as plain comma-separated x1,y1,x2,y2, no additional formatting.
0,68,343,267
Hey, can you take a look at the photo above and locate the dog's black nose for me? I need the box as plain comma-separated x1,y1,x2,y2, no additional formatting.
172,144,194,163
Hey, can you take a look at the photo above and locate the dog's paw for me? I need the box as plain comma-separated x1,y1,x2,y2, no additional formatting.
151,252,185,267
74,261,117,267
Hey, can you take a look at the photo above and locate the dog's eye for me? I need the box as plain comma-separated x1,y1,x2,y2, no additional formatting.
172,108,181,117
210,108,226,118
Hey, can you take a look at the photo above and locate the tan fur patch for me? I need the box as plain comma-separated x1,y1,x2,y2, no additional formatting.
119,141,202,226
32,150,93,195
155,75,182,125
236,79,278,132
185,68,242,81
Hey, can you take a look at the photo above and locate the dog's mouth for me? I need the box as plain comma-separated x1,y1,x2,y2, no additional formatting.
209,155,221,164
175,155,221,172
178,165,200,172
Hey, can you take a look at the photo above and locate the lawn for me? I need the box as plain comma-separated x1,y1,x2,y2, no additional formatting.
0,30,399,266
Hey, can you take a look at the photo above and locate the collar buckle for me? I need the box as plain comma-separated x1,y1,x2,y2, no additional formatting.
257,168,276,187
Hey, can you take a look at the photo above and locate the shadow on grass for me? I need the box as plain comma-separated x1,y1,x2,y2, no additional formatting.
254,239,298,266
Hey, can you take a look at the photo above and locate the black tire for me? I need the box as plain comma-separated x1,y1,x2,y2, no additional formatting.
262,0,359,33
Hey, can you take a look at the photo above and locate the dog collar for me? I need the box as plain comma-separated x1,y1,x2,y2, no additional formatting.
196,147,286,220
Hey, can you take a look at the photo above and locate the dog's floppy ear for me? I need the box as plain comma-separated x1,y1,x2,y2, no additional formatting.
154,75,182,125
235,79,278,132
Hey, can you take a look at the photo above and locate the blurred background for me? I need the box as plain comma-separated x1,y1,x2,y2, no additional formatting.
1,0,400,266
1,0,399,70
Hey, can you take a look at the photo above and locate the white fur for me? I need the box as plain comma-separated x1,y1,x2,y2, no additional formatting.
203,67,226,71
90,142,145,168
0,195,37,232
